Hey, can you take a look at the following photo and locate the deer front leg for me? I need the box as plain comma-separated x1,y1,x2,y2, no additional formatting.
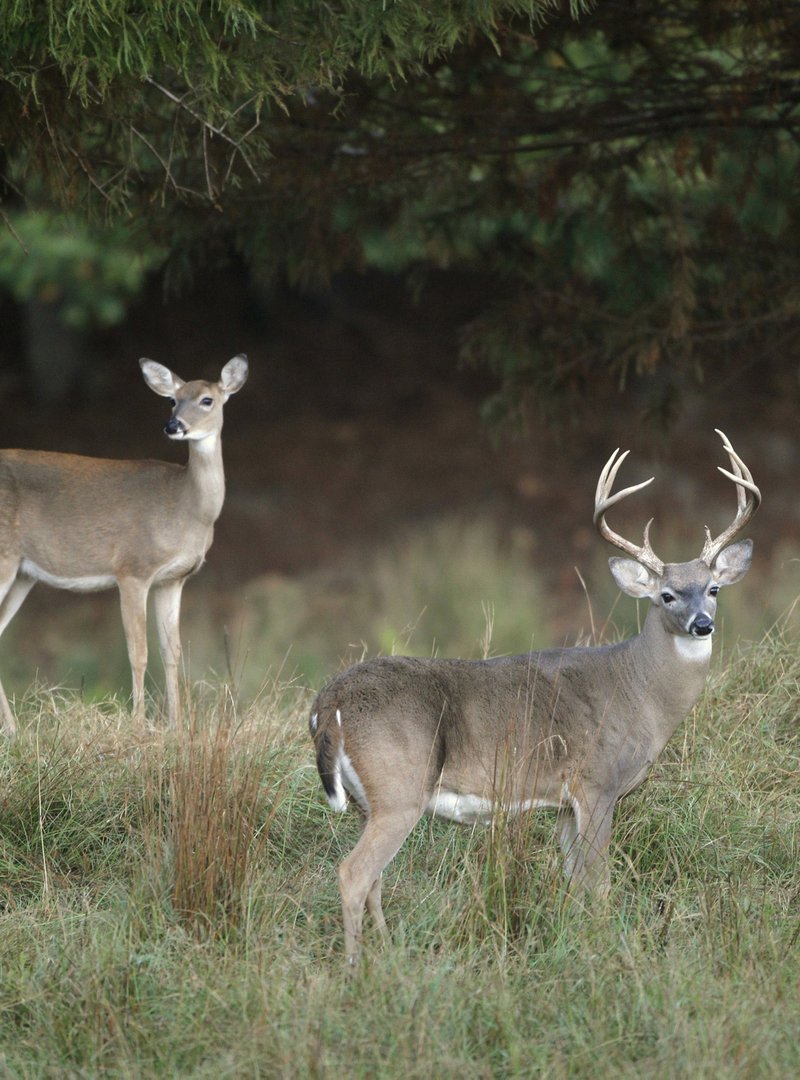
0,572,36,738
557,807,580,881
153,579,185,728
0,680,16,741
558,788,615,899
118,578,150,723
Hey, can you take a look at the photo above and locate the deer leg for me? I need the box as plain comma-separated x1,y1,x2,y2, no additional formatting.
0,571,35,738
152,579,185,728
365,874,387,937
338,807,421,964
560,788,615,899
118,578,150,722
0,574,34,637
557,807,579,881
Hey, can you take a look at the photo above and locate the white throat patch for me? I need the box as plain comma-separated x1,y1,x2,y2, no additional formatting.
674,634,713,662
189,430,219,451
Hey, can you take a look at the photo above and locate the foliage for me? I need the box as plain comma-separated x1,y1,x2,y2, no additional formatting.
0,209,162,327
0,0,570,215
1,1,800,417
0,625,797,1076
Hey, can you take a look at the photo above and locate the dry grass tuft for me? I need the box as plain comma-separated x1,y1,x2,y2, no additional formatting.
166,692,279,938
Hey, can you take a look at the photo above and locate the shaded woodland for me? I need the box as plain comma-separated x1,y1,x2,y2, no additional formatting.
0,1,798,690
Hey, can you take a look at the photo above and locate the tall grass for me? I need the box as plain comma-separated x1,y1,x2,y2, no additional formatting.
0,616,796,1077
163,692,279,939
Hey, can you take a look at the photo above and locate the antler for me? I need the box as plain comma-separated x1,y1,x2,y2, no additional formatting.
699,429,761,566
593,448,663,575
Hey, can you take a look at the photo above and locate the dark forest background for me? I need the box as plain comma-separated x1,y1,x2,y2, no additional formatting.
1,0,798,699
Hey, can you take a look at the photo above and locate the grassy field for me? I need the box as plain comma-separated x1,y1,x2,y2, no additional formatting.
0,612,797,1078
5,517,799,702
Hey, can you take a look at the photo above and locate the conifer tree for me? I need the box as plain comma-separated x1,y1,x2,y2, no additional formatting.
1,1,798,416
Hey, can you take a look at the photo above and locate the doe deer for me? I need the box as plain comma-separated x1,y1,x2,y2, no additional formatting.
310,430,760,963
0,354,248,735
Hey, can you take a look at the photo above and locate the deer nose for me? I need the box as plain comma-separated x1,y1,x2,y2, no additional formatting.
164,417,185,436
690,614,714,637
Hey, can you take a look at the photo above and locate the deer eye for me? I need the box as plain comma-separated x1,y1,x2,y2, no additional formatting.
168,397,176,407
201,396,214,407
708,585,720,597
660,592,675,604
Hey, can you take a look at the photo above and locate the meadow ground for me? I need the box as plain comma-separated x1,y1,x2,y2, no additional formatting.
0,615,797,1079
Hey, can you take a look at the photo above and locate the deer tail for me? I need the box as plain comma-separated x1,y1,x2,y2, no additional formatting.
309,704,348,812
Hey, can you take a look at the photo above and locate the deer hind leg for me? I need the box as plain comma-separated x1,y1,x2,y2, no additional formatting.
558,786,615,899
0,570,35,738
365,874,387,937
117,578,150,723
338,807,422,964
152,579,185,728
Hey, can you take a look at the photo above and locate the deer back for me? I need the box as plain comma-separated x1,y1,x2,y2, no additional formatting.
311,610,711,818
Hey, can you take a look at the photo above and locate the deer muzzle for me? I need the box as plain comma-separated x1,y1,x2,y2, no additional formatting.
689,614,714,637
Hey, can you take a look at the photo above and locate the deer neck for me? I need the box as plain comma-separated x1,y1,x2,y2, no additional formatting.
628,603,712,750
640,602,713,669
185,429,226,524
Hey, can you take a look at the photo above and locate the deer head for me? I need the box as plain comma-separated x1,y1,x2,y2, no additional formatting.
594,429,760,641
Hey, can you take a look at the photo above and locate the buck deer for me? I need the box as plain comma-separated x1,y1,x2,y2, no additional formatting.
0,354,248,736
310,430,760,962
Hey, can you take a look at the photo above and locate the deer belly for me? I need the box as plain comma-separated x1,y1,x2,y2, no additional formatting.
20,558,116,592
152,552,206,583
426,789,566,825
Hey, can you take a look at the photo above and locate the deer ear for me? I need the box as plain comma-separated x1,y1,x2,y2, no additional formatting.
219,354,249,398
140,359,184,397
712,538,753,586
609,557,660,599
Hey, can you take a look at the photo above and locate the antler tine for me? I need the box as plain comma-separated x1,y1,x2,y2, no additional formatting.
595,449,646,514
594,448,657,521
593,447,663,575
594,447,626,505
700,429,761,566
715,431,761,504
